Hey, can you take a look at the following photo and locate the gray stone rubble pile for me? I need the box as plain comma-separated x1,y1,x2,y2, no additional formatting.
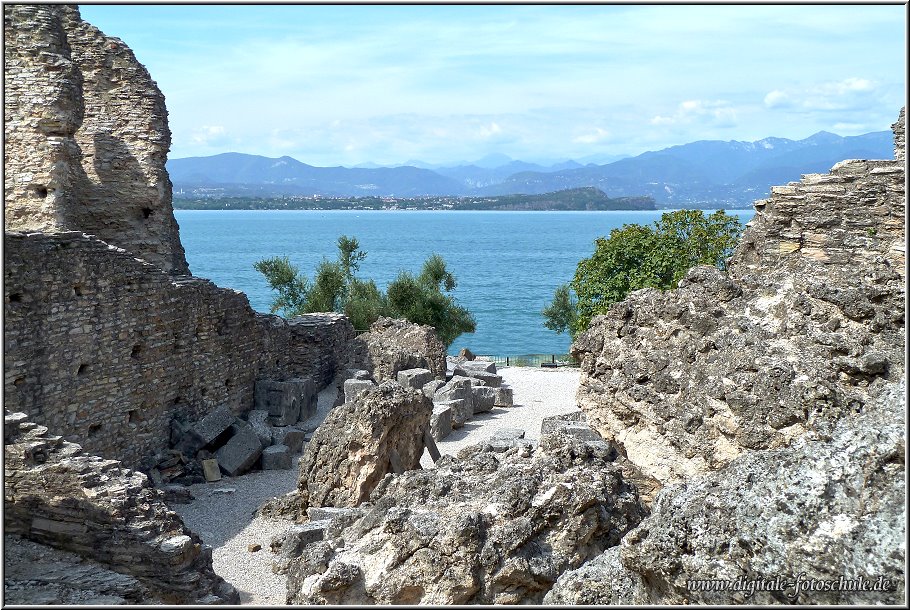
283,421,645,604
148,376,318,484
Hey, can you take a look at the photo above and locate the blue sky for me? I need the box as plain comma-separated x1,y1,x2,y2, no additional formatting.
79,3,906,167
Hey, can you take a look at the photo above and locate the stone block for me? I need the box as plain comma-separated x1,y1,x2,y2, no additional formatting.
453,364,502,387
192,405,234,447
491,427,525,440
346,368,372,381
289,377,318,422
246,410,273,449
254,379,302,426
430,404,453,441
261,444,292,470
272,426,306,453
561,424,603,443
306,506,362,524
540,411,586,436
461,359,497,373
472,386,497,414
397,368,433,390
436,399,470,428
494,386,514,407
422,379,445,399
201,459,221,482
215,423,263,477
344,378,375,404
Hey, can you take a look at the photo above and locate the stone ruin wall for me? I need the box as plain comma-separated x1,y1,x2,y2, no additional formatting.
3,231,354,467
3,4,188,274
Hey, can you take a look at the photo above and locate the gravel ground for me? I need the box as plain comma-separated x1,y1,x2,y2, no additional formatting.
172,366,580,604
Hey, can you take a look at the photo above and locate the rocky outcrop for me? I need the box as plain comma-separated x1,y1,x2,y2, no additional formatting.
546,381,906,605
286,427,645,604
4,4,188,274
572,111,905,486
346,317,447,384
293,381,432,515
3,411,238,604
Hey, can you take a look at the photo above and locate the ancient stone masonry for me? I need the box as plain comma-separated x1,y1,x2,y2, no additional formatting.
573,109,906,486
3,231,354,467
4,410,239,604
4,4,188,274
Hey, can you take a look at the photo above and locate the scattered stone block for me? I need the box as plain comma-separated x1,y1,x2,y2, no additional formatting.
201,459,221,482
491,427,525,440
191,405,234,448
261,444,292,470
472,386,497,414
453,364,502,387
248,543,262,553
215,423,263,477
540,411,586,436
430,404,453,441
462,359,497,374
436,399,470,429
272,426,306,453
424,428,441,463
561,424,602,442
397,368,433,390
270,521,333,574
254,380,302,426
247,410,273,449
290,377,318,422
422,379,445,399
494,386,514,407
343,378,374,404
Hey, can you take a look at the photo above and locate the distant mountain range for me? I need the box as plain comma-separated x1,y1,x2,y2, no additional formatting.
168,129,893,208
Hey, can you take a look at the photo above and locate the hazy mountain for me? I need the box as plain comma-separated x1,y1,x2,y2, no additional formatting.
168,129,893,206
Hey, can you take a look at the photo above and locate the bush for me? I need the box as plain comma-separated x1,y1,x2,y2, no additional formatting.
543,209,742,337
255,236,476,346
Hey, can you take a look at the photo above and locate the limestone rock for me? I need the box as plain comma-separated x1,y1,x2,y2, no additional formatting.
246,409,273,449
422,378,445,399
543,546,646,605
286,427,646,604
345,317,447,383
272,425,306,453
396,367,433,390
214,422,262,477
254,379,302,426
494,385,513,407
471,385,497,414
430,404,453,441
343,378,375,404
261,444,292,470
294,381,432,515
4,411,238,604
435,376,474,427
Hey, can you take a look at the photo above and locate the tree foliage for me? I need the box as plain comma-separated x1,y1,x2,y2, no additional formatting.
543,209,742,337
255,236,475,346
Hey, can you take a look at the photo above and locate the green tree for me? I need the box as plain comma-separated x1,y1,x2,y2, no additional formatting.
255,236,475,346
543,209,742,337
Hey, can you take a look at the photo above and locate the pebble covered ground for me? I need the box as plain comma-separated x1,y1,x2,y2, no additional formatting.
171,366,581,604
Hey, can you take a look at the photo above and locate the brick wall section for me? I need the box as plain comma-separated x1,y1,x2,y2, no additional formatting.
3,232,354,467
4,4,188,274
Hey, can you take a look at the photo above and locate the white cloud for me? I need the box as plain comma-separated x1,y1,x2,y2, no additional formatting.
190,125,226,145
764,77,879,112
650,100,738,127
763,90,790,108
478,122,503,138
573,127,610,144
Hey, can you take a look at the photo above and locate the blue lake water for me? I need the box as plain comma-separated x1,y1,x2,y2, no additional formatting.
176,209,755,356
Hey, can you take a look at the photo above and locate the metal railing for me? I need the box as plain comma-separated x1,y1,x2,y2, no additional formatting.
474,353,579,368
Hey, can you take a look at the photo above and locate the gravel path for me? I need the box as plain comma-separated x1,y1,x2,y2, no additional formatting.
172,366,580,604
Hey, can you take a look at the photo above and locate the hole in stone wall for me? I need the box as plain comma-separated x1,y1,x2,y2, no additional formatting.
88,423,102,436
201,387,208,397
32,185,49,199
73,285,83,297
128,409,138,424
141,207,153,219
131,344,143,359
224,378,233,388
13,376,25,387
9,293,22,303
77,364,88,376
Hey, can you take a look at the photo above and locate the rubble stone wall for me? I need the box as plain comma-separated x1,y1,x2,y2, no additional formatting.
3,231,353,467
4,4,188,274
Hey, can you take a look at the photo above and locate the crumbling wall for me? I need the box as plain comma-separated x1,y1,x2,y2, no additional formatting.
3,4,188,274
3,410,239,604
3,231,354,467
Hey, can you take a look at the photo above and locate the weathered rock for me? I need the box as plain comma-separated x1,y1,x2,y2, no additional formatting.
261,444,292,470
422,379,445,399
458,347,476,360
345,317,447,383
246,409,273,449
4,411,238,603
453,361,502,387
270,520,333,575
435,376,474,426
460,359,497,374
572,115,905,486
286,428,646,604
471,385,497,414
293,382,432,515
396,367,433,390
491,427,525,440
254,379,302,426
201,458,221,482
191,405,234,448
430,404,453,441
272,426,306,453
214,422,262,477
293,376,318,421
543,546,646,605
343,378,375,404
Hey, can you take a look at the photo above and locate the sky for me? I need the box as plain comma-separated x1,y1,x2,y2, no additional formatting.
79,3,907,167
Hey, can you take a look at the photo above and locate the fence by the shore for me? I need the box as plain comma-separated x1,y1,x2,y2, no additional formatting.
474,353,580,368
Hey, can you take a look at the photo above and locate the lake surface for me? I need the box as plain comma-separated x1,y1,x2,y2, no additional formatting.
176,209,755,356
